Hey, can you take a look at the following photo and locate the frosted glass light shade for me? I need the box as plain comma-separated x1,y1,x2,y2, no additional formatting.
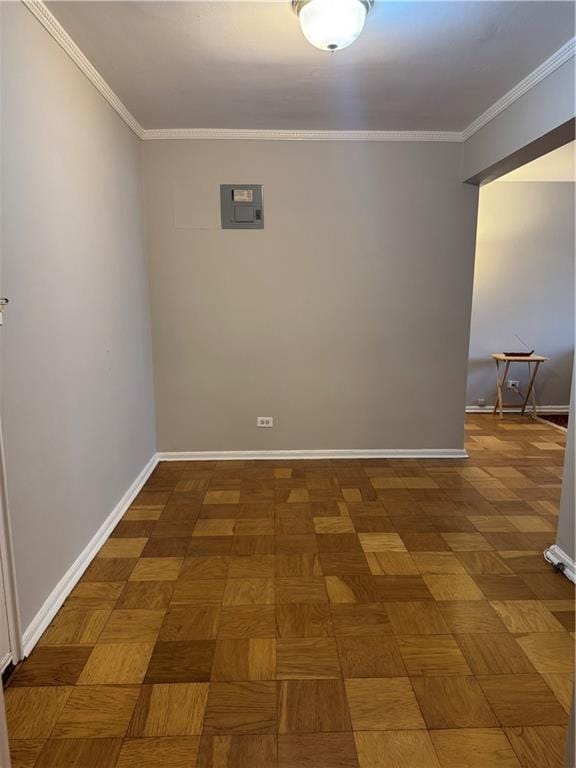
296,0,370,51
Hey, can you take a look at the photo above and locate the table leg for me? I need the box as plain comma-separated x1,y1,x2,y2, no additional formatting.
493,360,509,418
522,361,540,417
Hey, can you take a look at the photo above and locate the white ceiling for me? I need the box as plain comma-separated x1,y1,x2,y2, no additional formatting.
48,1,575,131
498,141,576,182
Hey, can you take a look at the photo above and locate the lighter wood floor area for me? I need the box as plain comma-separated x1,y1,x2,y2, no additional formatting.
6,415,574,767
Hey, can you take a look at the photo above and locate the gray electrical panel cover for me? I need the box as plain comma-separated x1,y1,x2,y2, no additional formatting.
220,184,264,229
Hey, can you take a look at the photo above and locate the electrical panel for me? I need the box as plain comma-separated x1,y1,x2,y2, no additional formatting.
220,184,264,229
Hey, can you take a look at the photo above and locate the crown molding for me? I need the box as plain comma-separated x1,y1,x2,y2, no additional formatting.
22,1,575,145
462,36,576,141
141,128,462,142
22,0,144,139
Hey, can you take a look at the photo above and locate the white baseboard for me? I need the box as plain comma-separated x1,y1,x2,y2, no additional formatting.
544,545,576,584
157,448,468,461
21,454,158,656
0,652,12,674
466,405,570,414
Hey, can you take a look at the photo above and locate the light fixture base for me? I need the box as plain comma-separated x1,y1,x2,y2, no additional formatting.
291,0,374,16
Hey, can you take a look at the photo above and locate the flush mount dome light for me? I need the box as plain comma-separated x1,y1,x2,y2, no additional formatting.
292,0,373,51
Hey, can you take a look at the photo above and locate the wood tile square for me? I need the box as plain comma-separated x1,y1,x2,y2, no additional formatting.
223,578,275,606
456,633,535,674
275,553,323,577
276,603,333,638
441,533,493,551
33,738,123,768
473,574,536,600
365,552,419,576
8,739,46,768
276,577,328,604
171,579,226,605
478,674,568,726
193,519,236,537
358,533,406,552
144,641,216,683
507,515,555,532
5,687,71,738
212,639,276,681
439,601,509,634
542,672,574,713
320,552,371,575
115,737,200,768
520,573,575,600
229,555,275,578
112,521,156,539
218,606,277,638
197,734,277,767
373,575,433,602
277,638,341,679
401,534,450,552
430,729,521,768
345,678,424,730
397,635,472,676
141,537,190,558
65,582,124,610
159,606,220,641
128,683,209,735
278,679,351,733
179,556,230,580
11,647,92,687
354,730,440,768
39,608,110,646
490,600,564,632
204,682,277,734
78,642,154,685
411,676,498,729
456,551,513,575
331,604,393,637
314,517,355,534
278,733,359,768
423,574,484,601
317,534,361,553
325,576,380,604
234,518,275,536
505,725,568,768
129,558,183,581
99,609,165,643
386,600,450,635
189,537,234,556
116,582,174,610
82,558,137,582
52,685,139,738
205,491,241,505
515,632,574,673
98,538,148,558
338,636,405,678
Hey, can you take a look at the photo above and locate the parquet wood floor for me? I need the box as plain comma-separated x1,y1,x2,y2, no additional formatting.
6,415,573,767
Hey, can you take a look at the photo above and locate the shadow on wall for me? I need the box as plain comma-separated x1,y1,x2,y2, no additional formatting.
467,350,574,408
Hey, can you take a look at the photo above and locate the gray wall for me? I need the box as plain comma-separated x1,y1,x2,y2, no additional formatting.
142,139,478,452
467,181,575,407
1,4,156,631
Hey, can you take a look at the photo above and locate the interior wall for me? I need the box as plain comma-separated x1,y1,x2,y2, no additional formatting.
1,4,156,631
467,181,575,407
142,139,479,453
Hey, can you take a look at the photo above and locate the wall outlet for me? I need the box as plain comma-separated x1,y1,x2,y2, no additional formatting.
477,398,487,407
507,380,520,390
257,416,273,428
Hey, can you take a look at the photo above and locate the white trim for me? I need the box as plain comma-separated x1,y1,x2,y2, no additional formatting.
141,129,462,143
466,405,570,414
544,545,576,584
0,653,11,675
21,454,158,656
21,2,574,145
22,0,144,139
462,37,576,140
157,449,468,461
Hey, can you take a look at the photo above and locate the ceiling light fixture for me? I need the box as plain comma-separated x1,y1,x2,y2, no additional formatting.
292,0,373,52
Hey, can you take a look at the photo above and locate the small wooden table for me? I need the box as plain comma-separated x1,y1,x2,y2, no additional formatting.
491,353,548,419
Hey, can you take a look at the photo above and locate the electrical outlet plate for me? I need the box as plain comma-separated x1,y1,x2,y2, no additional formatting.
257,416,273,428
507,380,520,390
